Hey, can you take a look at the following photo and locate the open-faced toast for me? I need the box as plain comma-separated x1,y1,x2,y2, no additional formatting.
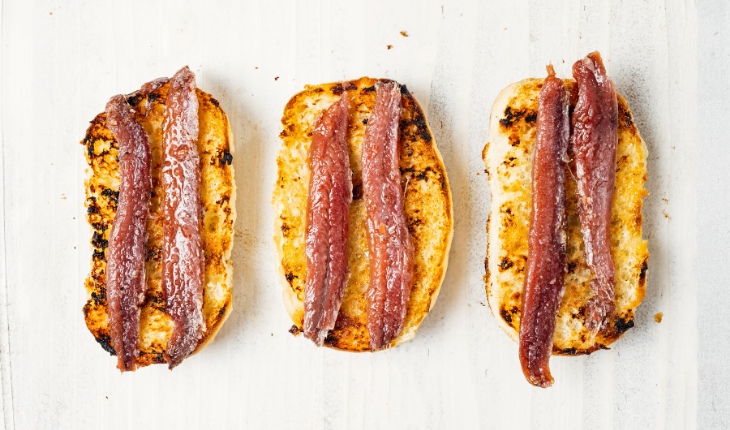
81,81,236,368
485,78,649,354
273,77,453,351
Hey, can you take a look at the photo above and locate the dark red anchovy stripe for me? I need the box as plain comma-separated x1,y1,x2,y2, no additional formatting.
571,52,619,335
362,81,414,350
105,95,152,372
518,65,570,388
303,90,353,346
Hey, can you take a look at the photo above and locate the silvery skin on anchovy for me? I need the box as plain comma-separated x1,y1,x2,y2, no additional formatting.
161,66,205,369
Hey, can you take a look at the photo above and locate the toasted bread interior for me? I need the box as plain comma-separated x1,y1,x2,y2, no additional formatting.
484,78,649,355
81,82,236,368
273,77,453,351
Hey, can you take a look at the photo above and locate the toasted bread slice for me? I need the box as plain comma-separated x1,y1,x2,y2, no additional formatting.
81,81,236,368
273,77,453,351
485,79,649,355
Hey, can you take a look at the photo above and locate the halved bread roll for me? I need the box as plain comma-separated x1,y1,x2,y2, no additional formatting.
484,78,649,354
81,81,236,368
273,77,453,351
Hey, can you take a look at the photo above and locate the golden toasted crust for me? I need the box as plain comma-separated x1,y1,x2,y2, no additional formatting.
273,78,453,351
81,82,236,368
484,78,649,355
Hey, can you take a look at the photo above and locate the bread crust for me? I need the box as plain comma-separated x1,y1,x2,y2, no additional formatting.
485,79,649,355
273,78,453,351
81,82,236,368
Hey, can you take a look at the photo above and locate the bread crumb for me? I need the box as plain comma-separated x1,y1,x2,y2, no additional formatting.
387,45,393,50
654,312,663,323
275,76,279,81
400,31,408,37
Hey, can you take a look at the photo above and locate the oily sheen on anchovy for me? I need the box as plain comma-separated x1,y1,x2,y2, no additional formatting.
362,82,414,350
105,95,152,372
518,65,570,388
571,52,619,335
161,66,206,368
303,91,353,345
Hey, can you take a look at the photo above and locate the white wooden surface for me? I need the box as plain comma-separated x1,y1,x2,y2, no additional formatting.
0,0,723,428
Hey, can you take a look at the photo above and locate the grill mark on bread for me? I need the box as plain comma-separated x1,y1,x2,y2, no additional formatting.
499,106,538,129
352,172,363,200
